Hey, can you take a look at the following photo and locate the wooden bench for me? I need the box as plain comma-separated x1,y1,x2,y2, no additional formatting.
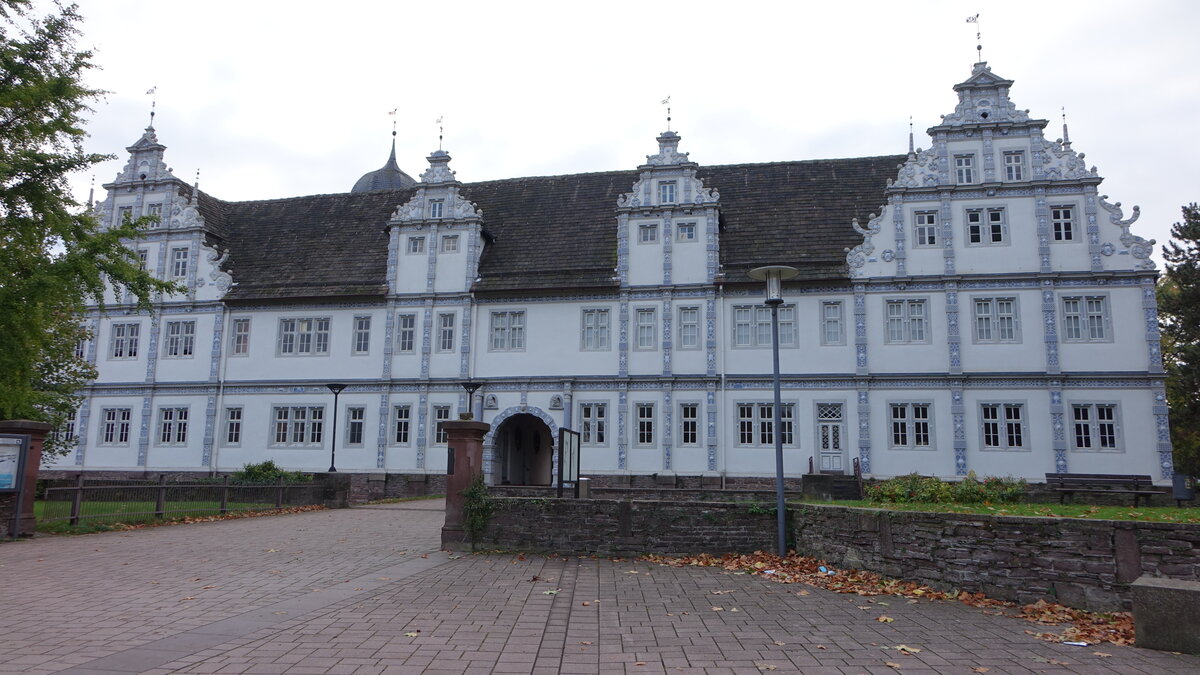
1044,473,1161,506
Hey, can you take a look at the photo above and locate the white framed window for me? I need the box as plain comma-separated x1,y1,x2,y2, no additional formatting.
346,406,366,446
1071,403,1121,451
732,305,797,348
635,308,656,350
954,154,975,184
1051,205,1076,242
1061,295,1111,342
163,320,196,358
889,402,933,450
146,202,163,219
1003,151,1025,181
117,205,133,224
224,407,243,446
230,318,251,356
352,315,371,355
272,406,324,446
580,403,607,445
885,299,930,344
914,211,938,247
390,405,412,444
136,249,149,270
429,199,444,219
678,306,700,350
100,408,132,445
397,313,416,352
489,311,526,351
676,222,697,242
434,405,451,444
157,407,188,446
441,234,459,252
980,403,1026,450
109,322,140,359
58,408,78,444
821,301,844,346
638,223,658,244
278,317,331,356
736,403,795,446
74,336,87,360
966,208,1006,245
171,247,189,279
679,403,699,446
581,309,610,351
407,236,426,254
437,313,455,351
659,181,676,204
972,297,1019,343
636,403,655,446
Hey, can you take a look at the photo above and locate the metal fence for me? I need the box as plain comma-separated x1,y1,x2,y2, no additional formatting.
38,475,324,526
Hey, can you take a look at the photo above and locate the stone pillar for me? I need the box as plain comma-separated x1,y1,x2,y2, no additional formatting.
0,420,51,537
441,419,489,549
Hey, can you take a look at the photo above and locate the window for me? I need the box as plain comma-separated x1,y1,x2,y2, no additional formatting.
157,407,188,446
397,314,416,352
736,403,795,446
954,154,975,184
137,249,149,270
1072,404,1120,451
490,311,525,351
914,211,938,247
437,313,455,351
224,407,242,445
441,234,459,252
580,403,606,445
1061,296,1110,342
635,308,656,350
890,403,933,449
659,181,676,204
57,408,78,444
230,318,251,356
163,320,196,358
677,222,697,242
146,202,163,219
434,406,450,444
109,322,140,359
346,406,365,446
1003,151,1025,181
885,299,929,344
680,403,699,446
117,205,133,224
981,403,1025,450
171,247,189,279
393,405,411,444
678,306,700,350
101,408,132,445
74,336,87,360
638,223,658,243
429,199,444,219
353,316,371,355
581,309,610,350
966,208,1006,245
732,305,797,347
821,301,844,346
407,236,425,254
272,406,324,446
1051,205,1076,242
278,317,331,356
636,403,655,445
973,297,1019,343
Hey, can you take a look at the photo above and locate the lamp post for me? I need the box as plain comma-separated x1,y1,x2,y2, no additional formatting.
461,380,482,420
326,383,347,472
749,265,799,557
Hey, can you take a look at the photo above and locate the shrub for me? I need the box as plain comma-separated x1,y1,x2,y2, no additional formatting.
231,460,311,484
866,472,1025,504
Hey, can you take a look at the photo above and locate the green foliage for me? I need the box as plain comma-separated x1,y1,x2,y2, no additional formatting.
1159,204,1200,477
865,472,1025,504
0,1,178,456
461,475,493,549
231,460,311,484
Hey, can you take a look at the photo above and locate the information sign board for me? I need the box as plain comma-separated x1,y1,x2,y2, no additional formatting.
0,436,24,492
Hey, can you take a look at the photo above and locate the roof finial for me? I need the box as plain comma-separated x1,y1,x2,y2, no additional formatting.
908,116,915,156
1061,107,1071,148
87,174,95,209
388,108,397,138
145,86,158,128
436,115,444,151
966,14,982,63
662,96,672,132
193,168,200,202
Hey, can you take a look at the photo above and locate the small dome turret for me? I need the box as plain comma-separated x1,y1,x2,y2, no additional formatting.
351,135,416,193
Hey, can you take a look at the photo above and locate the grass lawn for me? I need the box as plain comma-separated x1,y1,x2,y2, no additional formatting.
365,494,445,505
809,499,1200,523
34,499,286,533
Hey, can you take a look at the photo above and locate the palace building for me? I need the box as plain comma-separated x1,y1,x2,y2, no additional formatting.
51,62,1173,485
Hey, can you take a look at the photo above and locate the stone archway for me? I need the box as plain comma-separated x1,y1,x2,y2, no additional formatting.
486,407,557,486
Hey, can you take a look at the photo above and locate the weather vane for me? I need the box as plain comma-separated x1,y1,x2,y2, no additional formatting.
966,14,982,62
388,108,398,137
662,96,671,131
146,86,157,127
436,116,444,150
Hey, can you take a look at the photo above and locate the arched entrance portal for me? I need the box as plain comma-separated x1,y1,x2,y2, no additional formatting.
493,413,554,485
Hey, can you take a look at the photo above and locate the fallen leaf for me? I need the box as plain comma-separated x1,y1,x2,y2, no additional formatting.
797,590,810,596
404,631,420,637
711,590,734,595
970,668,989,673
420,554,429,558
857,605,872,611
885,662,902,669
730,608,740,612
711,607,724,611
180,596,195,601
543,590,559,595
581,601,590,606
580,641,592,645
773,641,785,646
635,662,646,666
626,570,639,574
189,577,202,581
265,549,279,553
895,645,921,655
755,664,777,671
1093,652,1112,658
816,644,826,650
200,585,216,590
876,616,895,623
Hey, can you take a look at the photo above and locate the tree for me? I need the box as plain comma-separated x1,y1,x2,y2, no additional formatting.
0,1,177,457
1159,204,1200,477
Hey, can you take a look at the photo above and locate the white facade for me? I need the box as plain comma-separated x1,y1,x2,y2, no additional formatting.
52,63,1173,484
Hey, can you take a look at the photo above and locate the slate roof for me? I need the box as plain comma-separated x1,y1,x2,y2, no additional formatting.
208,154,905,302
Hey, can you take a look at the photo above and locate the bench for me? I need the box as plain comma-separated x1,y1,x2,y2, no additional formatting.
1044,473,1161,506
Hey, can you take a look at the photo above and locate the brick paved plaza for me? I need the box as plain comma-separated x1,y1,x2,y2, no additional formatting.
1,500,1198,674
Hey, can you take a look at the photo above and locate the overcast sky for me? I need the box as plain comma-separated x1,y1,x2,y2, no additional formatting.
68,0,1198,265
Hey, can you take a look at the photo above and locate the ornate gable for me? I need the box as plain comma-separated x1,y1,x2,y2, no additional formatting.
617,132,718,209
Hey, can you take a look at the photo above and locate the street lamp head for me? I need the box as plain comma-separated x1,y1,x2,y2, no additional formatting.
326,383,347,395
461,380,482,396
749,265,800,305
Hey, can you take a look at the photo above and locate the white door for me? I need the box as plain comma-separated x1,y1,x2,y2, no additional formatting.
817,403,845,473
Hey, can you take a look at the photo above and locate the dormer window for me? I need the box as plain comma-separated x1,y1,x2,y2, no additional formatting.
429,199,444,219
955,155,975,184
659,181,676,204
1003,152,1025,181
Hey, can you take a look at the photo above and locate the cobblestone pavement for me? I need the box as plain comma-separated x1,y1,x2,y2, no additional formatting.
1,501,1198,674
